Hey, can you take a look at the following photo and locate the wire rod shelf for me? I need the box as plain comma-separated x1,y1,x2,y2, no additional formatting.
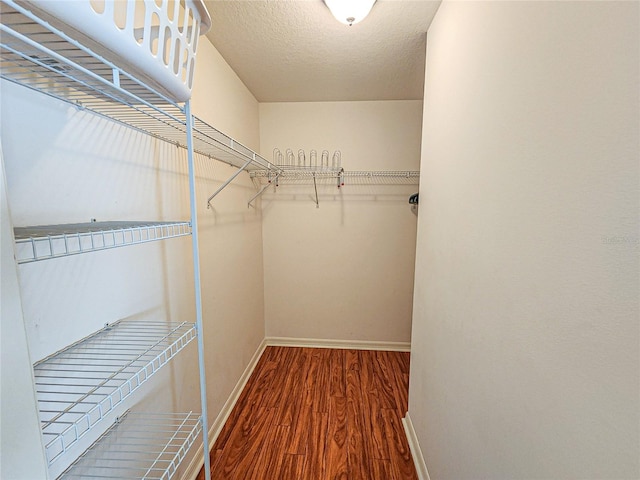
33,320,197,465
0,0,275,173
13,221,192,264
58,411,202,479
250,170,420,184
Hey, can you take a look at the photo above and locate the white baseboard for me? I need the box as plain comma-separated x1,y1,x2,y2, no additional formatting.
183,338,268,480
403,411,431,480
266,336,411,352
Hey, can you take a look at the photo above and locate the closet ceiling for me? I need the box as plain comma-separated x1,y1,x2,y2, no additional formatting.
203,0,441,102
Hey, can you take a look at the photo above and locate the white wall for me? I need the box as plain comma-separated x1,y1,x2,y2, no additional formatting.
409,1,639,479
0,37,263,478
188,38,266,447
260,101,421,344
0,148,48,479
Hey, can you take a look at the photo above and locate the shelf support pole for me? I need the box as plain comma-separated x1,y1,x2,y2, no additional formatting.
313,172,319,208
185,100,211,479
247,171,282,208
206,158,253,208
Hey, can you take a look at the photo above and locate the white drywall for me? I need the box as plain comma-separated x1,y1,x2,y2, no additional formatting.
0,36,264,477
409,1,639,479
0,147,49,479
188,38,266,438
260,100,422,343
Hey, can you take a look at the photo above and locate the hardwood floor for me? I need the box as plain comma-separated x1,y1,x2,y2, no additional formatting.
197,346,417,479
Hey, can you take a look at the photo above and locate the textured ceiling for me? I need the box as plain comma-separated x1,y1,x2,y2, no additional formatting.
203,0,441,102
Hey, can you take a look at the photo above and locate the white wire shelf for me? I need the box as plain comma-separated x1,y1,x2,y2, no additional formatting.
13,221,192,264
0,0,275,173
58,411,202,479
247,170,420,208
33,320,197,465
250,169,420,184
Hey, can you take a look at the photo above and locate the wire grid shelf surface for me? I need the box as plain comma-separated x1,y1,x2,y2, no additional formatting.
59,411,202,479
250,170,421,184
34,320,197,465
13,221,192,264
0,0,274,173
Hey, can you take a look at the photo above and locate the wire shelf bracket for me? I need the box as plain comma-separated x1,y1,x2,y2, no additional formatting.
207,157,253,208
247,170,283,208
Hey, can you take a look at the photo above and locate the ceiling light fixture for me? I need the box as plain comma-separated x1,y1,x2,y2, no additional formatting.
324,0,376,26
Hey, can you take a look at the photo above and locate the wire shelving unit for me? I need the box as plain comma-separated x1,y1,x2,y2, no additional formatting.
13,221,192,264
0,0,222,477
58,411,202,479
34,320,196,465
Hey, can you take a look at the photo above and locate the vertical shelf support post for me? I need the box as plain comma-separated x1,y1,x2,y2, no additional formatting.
313,172,319,208
185,100,211,479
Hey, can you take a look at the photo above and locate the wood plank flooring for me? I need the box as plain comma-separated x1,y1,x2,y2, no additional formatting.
197,346,417,479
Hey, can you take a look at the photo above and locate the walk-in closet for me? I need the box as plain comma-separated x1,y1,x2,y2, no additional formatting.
1,1,638,479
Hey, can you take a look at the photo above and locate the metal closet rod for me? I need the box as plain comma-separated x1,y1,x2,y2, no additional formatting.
343,170,419,177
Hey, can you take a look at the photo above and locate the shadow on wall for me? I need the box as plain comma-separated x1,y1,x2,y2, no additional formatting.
201,205,262,228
